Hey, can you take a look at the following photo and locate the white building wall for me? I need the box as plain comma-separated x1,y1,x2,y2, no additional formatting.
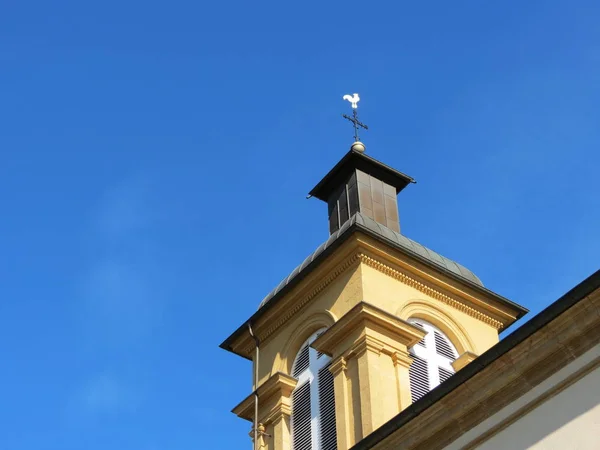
477,365,600,450
445,343,600,450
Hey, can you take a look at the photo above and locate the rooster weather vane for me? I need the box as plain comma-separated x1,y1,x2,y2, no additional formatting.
342,93,368,142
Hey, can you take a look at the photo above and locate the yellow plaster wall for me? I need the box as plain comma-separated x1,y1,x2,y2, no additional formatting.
255,259,500,390
375,352,399,424
255,263,364,387
242,244,513,449
360,263,499,355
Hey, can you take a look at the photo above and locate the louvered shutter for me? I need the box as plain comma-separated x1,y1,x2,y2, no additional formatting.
434,331,456,360
412,321,427,346
316,331,325,359
291,382,312,450
409,355,429,402
409,319,459,402
318,364,337,450
438,366,453,383
293,345,310,377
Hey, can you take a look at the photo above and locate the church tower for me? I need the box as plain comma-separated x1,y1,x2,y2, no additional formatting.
220,97,527,450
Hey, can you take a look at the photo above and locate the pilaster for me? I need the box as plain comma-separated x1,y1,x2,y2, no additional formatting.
267,412,291,450
330,356,353,450
312,302,425,445
392,351,414,411
350,335,385,435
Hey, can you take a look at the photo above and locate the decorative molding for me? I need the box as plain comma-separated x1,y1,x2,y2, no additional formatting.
358,254,504,329
312,302,426,359
398,301,476,355
263,404,292,427
277,311,336,375
241,250,505,357
243,253,361,356
349,334,384,358
248,423,269,449
330,356,348,376
344,335,415,367
232,372,297,422
392,351,414,369
452,351,479,372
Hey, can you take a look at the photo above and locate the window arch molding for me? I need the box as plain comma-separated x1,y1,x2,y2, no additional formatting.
276,310,337,376
397,300,474,355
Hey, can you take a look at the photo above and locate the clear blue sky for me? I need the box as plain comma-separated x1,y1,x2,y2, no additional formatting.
1,1,598,449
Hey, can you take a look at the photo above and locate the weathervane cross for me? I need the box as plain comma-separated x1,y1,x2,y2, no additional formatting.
342,93,368,142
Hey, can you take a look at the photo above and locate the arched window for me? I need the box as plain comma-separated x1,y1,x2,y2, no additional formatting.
290,330,337,450
408,318,458,403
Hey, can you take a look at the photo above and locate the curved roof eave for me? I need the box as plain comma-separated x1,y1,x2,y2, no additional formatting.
220,213,528,358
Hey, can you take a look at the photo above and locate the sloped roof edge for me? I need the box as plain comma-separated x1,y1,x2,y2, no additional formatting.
220,213,527,357
350,269,600,450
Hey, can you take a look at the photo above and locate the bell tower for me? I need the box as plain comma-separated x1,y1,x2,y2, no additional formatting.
220,97,527,450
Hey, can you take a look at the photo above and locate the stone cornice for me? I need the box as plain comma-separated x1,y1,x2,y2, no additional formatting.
358,254,506,330
232,372,298,422
231,244,512,358
312,302,426,359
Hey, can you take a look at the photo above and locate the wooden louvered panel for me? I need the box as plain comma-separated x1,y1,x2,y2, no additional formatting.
439,366,454,384
409,355,429,402
316,331,325,359
318,365,337,450
293,345,310,377
434,331,455,360
412,321,427,346
291,382,313,450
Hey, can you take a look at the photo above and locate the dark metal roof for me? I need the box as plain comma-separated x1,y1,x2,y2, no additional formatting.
350,269,600,450
308,149,415,201
258,213,483,309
